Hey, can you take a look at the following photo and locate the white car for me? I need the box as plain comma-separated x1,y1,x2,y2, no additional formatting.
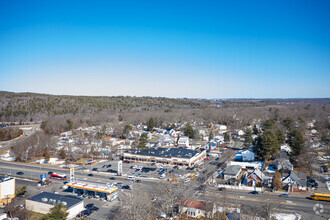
177,166,182,170
184,178,190,183
195,172,200,177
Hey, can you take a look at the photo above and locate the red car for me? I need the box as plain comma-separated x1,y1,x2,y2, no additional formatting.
204,158,210,160
124,160,130,163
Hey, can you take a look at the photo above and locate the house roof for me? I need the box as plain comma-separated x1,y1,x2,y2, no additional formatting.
27,192,83,208
181,198,206,210
247,169,263,180
282,172,307,187
223,165,241,175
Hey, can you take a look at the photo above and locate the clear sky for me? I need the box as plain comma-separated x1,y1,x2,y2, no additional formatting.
0,0,329,98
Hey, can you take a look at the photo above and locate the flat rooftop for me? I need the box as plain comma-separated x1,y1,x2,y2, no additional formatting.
126,147,203,159
67,180,118,194
27,192,83,208
0,176,14,183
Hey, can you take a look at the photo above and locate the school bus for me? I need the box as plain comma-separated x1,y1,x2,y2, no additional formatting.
311,193,330,201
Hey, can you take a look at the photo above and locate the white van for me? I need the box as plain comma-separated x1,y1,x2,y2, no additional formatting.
126,176,135,181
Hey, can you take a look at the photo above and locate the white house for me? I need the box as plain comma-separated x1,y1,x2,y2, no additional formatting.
234,150,255,162
180,198,216,219
222,165,242,180
214,124,227,131
178,136,189,147
237,130,245,136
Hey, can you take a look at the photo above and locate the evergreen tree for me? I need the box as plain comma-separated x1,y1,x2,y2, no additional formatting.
147,118,156,131
184,123,194,139
262,119,275,130
254,130,279,160
253,124,258,135
288,129,304,156
122,124,133,138
275,129,285,145
43,203,69,220
224,132,230,142
283,117,294,131
66,119,73,130
208,130,214,141
138,132,148,149
118,115,123,121
243,129,253,145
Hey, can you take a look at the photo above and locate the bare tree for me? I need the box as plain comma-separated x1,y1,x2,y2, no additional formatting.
115,189,154,220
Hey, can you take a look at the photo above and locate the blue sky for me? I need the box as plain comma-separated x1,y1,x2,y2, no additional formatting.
0,0,329,98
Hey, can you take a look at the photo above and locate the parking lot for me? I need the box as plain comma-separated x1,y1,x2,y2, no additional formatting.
74,153,223,187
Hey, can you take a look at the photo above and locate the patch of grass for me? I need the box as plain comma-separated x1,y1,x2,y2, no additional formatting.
29,211,46,220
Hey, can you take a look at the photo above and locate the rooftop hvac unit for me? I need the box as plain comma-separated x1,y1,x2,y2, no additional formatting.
41,198,48,202
62,202,67,206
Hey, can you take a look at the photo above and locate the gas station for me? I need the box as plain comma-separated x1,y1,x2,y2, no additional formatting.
66,168,118,201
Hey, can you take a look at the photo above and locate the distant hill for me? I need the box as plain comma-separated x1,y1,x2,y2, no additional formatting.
0,91,210,121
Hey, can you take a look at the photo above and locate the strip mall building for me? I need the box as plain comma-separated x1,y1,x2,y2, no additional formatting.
123,147,206,167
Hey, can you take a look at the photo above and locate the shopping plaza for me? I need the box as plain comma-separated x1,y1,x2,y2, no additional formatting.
123,147,206,167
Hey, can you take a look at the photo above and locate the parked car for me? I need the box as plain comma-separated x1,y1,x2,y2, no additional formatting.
248,191,258,195
219,187,226,191
81,210,92,216
92,168,98,171
122,185,131,189
136,179,141,183
85,203,94,208
89,206,99,211
204,158,210,160
215,157,220,161
279,194,291,198
115,182,123,186
109,177,116,180
16,171,24,175
88,174,94,177
48,171,53,175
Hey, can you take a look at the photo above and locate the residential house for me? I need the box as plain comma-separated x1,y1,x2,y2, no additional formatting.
222,165,242,180
180,198,216,219
244,169,264,187
214,124,227,133
272,159,293,172
234,150,255,162
178,136,189,147
282,172,307,191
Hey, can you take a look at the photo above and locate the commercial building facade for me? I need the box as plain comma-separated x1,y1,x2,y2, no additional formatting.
0,177,15,204
26,192,84,219
123,147,206,167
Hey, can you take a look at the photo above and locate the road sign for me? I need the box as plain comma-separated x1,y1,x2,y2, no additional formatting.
118,161,123,175
70,168,74,183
